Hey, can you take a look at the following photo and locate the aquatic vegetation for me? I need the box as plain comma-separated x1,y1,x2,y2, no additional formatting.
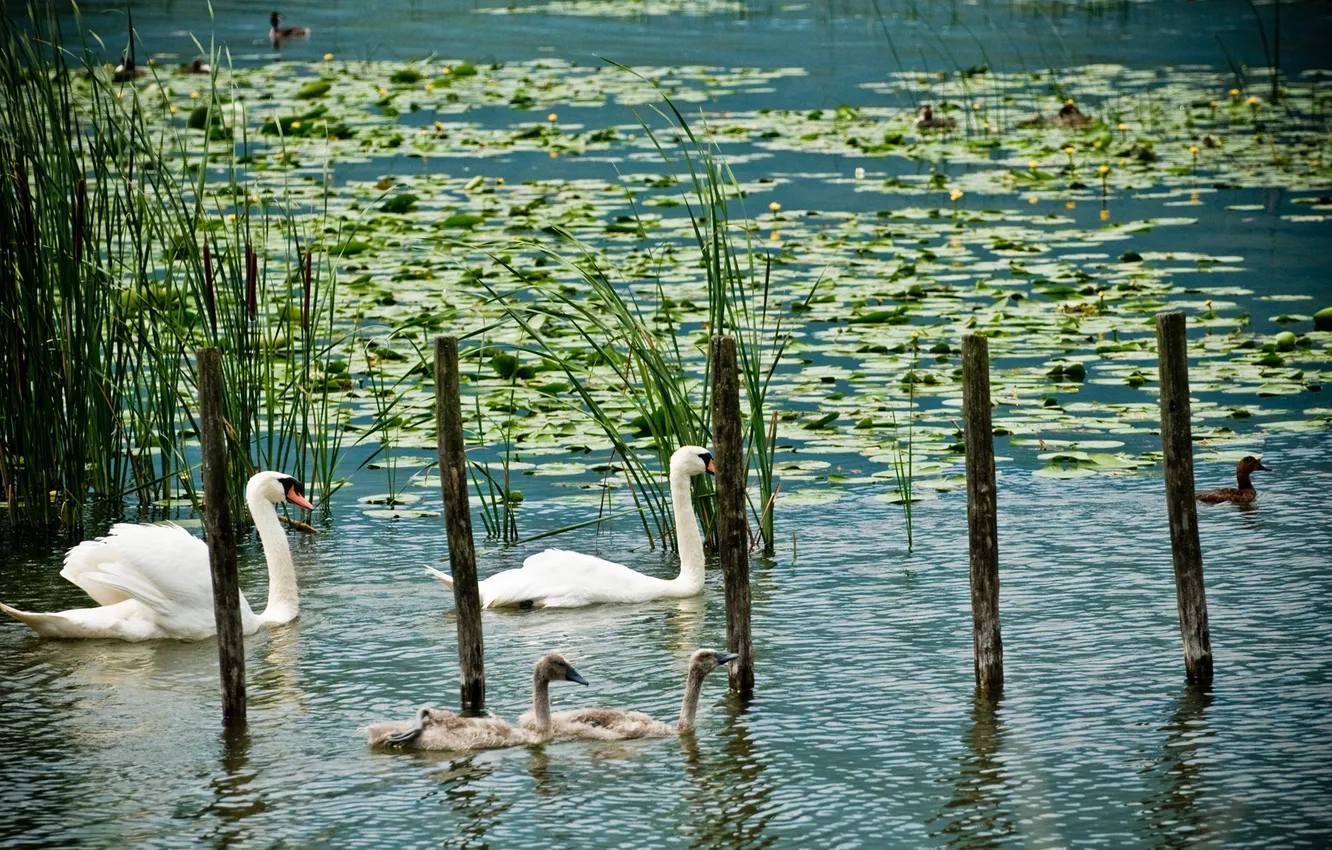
0,9,352,528
4,0,1330,544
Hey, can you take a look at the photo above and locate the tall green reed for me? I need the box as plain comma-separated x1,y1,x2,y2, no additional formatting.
0,5,349,531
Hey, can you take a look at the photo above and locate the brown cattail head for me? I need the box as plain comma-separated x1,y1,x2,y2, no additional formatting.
245,243,257,320
302,248,312,330
202,241,217,335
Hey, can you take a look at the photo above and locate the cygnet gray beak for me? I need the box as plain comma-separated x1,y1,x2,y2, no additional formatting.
716,651,740,664
565,667,589,686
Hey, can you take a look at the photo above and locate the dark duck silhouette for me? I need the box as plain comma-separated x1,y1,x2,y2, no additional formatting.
914,104,956,132
270,12,311,47
1197,456,1270,504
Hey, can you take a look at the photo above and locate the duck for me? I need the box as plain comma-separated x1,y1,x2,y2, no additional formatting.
1016,100,1093,130
0,472,314,641
365,652,589,750
1053,101,1093,128
427,445,715,608
1197,456,1270,504
112,55,146,82
180,59,212,74
270,12,311,47
914,104,956,132
519,648,738,741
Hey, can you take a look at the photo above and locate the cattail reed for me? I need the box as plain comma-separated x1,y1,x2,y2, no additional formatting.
245,243,257,320
202,241,217,335
302,248,312,330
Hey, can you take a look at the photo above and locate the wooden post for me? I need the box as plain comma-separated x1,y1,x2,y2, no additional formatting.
961,335,1003,696
710,335,755,697
197,347,246,728
1155,311,1213,689
435,336,485,712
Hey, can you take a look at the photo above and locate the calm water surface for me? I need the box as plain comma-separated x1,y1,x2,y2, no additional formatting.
3,1,1332,848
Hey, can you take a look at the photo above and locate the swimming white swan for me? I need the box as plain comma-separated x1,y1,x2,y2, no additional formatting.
519,648,737,740
0,472,314,641
365,652,588,750
428,445,715,608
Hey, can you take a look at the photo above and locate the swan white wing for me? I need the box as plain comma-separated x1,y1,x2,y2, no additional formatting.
521,548,631,575
478,549,672,607
62,523,215,617
62,538,134,606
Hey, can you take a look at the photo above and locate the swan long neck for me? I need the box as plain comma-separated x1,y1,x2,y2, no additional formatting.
670,465,705,589
530,669,551,733
677,663,707,731
247,486,298,624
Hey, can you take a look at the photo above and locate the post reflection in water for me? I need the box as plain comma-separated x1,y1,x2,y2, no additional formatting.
204,729,266,849
424,755,511,849
680,695,775,850
928,693,1015,849
1138,687,1222,849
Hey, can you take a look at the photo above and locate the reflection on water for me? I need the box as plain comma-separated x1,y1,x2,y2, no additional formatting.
928,693,1014,850
204,729,267,848
1137,688,1223,849
681,697,775,850
251,623,308,714
427,756,511,850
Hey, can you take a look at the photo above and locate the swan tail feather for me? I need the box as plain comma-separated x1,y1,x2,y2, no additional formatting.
0,600,153,640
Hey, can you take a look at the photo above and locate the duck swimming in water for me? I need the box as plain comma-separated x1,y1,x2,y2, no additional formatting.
270,12,311,47
914,104,956,132
1197,456,1270,504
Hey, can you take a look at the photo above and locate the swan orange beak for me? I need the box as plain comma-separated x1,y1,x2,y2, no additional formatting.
286,487,315,511
705,459,716,476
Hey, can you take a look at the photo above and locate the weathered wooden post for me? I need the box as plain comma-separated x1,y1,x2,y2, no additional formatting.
197,347,246,728
435,336,486,712
710,335,755,697
961,335,1003,696
1155,311,1213,689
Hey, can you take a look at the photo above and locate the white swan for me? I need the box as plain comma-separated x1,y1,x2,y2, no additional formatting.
0,471,314,641
519,648,737,740
364,652,589,750
428,445,715,608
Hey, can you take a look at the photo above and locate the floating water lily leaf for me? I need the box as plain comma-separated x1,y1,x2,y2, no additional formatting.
1032,465,1098,479
364,509,441,519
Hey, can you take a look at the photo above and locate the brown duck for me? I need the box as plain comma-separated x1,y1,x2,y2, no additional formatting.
1197,456,1270,504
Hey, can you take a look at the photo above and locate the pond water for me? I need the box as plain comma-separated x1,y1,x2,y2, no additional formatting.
4,1,1332,847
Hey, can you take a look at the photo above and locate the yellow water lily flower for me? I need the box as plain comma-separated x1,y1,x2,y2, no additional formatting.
769,201,781,212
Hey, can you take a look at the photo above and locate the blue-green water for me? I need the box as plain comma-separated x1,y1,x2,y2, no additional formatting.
3,1,1332,847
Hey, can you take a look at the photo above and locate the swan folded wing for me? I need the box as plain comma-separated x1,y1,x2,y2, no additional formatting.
513,549,669,606
521,548,630,575
65,524,214,617
62,539,134,606
542,708,671,740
